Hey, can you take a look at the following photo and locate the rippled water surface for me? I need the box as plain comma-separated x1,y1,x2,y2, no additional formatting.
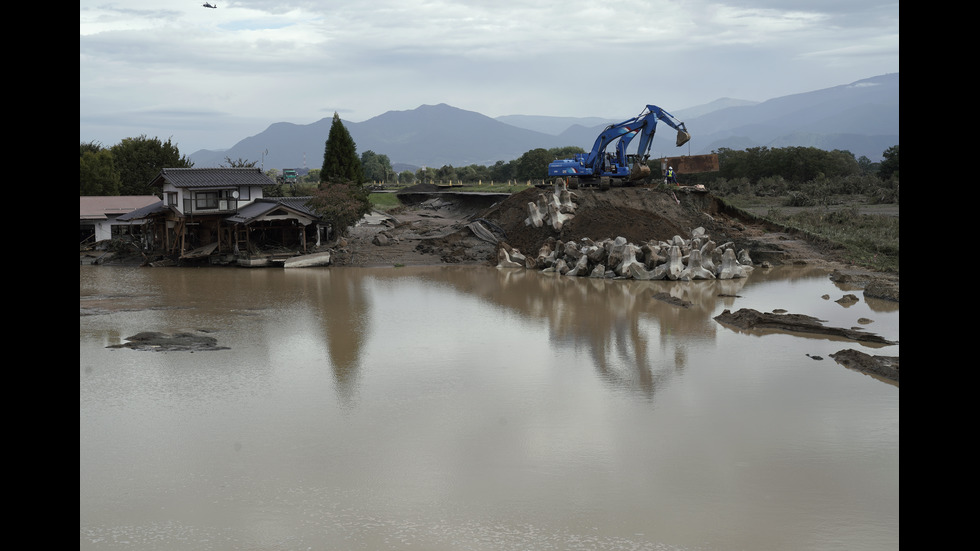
80,264,899,550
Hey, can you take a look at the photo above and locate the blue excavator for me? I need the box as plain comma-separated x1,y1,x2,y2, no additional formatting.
548,105,691,190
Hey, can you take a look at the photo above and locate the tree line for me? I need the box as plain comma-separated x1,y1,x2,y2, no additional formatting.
81,131,898,197
81,118,898,235
80,136,194,196
685,145,899,205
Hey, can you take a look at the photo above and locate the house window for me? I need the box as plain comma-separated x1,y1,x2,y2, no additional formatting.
195,192,219,210
219,189,238,211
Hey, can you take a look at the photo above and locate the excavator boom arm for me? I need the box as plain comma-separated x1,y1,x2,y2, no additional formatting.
582,105,689,171
547,103,692,186
631,105,690,159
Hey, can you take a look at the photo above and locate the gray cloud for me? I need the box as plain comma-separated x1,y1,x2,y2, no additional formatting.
80,0,899,153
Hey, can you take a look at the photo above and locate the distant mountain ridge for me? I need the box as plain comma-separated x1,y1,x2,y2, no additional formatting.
188,73,898,170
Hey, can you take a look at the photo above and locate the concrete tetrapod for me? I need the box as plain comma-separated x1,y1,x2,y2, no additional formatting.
679,249,716,281
502,182,756,280
718,248,749,279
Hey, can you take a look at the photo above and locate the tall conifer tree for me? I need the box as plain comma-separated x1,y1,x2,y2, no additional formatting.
309,113,370,238
320,112,363,184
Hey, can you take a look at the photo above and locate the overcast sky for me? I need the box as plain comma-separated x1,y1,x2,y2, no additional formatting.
80,0,899,154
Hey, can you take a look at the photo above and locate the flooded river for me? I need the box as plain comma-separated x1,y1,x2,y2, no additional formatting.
80,264,899,550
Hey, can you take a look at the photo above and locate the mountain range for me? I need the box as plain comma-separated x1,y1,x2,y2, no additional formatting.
188,73,898,171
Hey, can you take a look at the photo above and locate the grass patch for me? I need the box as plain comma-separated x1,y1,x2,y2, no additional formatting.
765,206,899,272
368,192,403,211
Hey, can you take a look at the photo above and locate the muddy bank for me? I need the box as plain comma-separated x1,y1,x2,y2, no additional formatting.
714,308,897,345
829,349,899,384
714,308,899,384
345,186,895,283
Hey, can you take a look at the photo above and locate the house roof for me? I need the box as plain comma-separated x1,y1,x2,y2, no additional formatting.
149,167,277,189
80,195,161,221
224,197,320,225
116,200,167,222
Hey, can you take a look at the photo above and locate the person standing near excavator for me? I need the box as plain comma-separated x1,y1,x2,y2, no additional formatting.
665,166,677,185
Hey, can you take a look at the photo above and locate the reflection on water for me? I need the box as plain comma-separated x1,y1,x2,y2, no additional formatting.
80,264,898,551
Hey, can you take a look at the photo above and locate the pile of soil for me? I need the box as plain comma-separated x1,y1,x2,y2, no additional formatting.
338,185,852,273
477,186,700,256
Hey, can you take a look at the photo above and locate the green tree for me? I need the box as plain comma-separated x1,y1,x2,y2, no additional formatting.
307,183,371,239
436,165,457,183
879,145,899,179
310,113,371,237
715,145,861,184
110,135,193,195
304,168,321,184
856,155,880,175
80,141,104,156
548,146,586,160
361,150,393,182
515,148,551,180
320,112,363,184
457,164,488,183
415,166,436,184
398,170,416,184
489,160,514,182
80,149,121,196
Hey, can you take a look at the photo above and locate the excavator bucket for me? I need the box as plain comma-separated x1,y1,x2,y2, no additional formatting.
675,130,691,147
629,162,652,181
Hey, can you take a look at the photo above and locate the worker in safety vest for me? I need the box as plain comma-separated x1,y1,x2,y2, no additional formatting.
665,166,677,185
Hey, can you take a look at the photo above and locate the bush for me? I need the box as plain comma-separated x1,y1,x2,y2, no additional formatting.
825,206,860,225
307,182,372,238
868,184,899,204
785,191,815,207
756,175,788,197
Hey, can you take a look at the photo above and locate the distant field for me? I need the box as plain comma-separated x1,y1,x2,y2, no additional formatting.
738,202,899,218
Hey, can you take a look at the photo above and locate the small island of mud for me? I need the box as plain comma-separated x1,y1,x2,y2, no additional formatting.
107,331,229,352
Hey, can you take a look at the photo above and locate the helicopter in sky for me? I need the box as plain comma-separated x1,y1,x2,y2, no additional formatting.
202,2,217,8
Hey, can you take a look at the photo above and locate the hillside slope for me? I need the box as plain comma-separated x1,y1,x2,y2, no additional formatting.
188,74,898,169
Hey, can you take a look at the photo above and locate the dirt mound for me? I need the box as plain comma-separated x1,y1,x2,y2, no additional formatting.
476,186,732,258
337,185,866,276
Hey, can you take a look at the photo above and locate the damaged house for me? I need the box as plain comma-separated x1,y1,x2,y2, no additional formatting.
80,195,162,245
117,168,328,263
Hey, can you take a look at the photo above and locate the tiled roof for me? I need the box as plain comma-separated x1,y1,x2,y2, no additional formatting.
117,200,167,222
224,197,320,224
150,167,277,189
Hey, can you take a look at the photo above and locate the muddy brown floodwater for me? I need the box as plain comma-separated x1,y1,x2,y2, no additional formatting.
80,261,899,551
333,185,898,380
